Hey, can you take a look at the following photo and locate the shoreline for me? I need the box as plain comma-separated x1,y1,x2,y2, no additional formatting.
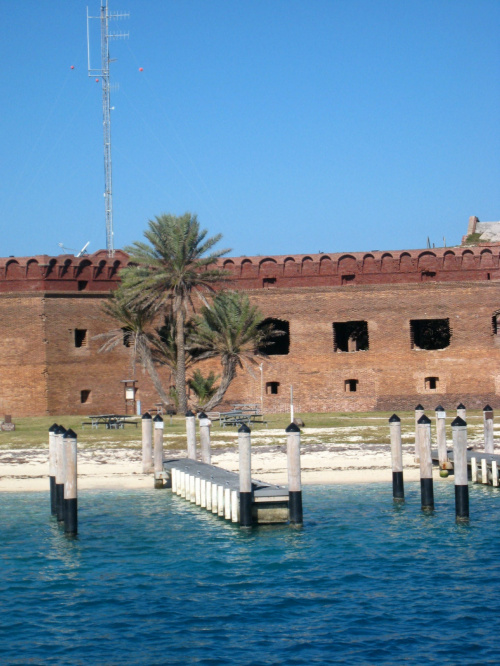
0,445,442,492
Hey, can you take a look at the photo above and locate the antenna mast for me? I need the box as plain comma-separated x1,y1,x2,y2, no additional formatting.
87,1,129,257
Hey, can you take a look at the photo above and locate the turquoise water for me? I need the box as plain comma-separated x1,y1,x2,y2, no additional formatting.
1,483,499,665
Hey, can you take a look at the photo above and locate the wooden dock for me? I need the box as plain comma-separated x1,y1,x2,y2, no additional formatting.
432,449,500,487
163,459,290,525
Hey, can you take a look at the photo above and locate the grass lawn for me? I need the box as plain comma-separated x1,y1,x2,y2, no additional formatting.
0,410,490,451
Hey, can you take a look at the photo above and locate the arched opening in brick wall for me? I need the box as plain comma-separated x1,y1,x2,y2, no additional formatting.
258,318,290,355
266,381,280,395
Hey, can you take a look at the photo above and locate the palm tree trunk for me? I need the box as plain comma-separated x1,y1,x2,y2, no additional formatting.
139,344,170,407
203,359,236,411
175,304,187,413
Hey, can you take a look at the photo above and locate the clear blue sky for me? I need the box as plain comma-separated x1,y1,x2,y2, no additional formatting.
1,0,499,258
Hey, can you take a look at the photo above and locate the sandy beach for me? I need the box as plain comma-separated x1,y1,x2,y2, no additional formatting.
0,425,441,492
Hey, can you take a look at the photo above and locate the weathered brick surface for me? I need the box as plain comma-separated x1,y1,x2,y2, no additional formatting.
0,245,499,416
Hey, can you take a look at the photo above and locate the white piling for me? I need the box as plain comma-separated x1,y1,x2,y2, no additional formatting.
199,412,212,464
179,471,186,497
414,404,425,462
492,460,499,487
185,410,197,460
231,490,239,523
217,485,224,516
206,481,212,510
224,488,231,520
451,416,469,520
153,414,164,489
471,457,478,483
481,458,488,484
63,429,78,535
189,475,196,503
457,403,466,421
238,424,253,526
212,483,218,514
483,405,494,454
389,414,404,500
200,479,207,508
286,422,303,524
435,405,448,469
141,412,153,474
417,414,434,510
195,476,201,505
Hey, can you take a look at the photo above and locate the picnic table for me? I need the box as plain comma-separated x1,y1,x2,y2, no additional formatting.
82,414,139,429
219,408,267,428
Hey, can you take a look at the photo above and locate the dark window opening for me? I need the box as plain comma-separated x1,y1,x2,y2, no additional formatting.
78,280,88,291
333,321,369,352
266,382,280,395
487,273,491,281
492,314,500,335
263,277,277,288
341,274,356,285
410,319,450,350
425,377,439,390
258,318,290,355
122,328,132,347
345,379,358,393
80,389,91,404
421,271,436,281
74,329,88,348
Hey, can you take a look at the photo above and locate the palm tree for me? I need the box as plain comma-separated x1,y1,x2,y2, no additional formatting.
188,369,220,408
95,292,170,406
189,291,277,411
120,213,230,412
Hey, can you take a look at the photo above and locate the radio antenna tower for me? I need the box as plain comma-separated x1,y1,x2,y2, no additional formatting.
87,1,129,257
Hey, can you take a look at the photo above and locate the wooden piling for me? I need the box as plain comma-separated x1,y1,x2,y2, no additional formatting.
63,429,78,535
185,410,197,460
451,416,469,520
172,467,178,494
286,422,303,525
471,457,478,483
55,425,67,522
492,460,499,487
153,414,164,489
481,458,488,484
200,479,207,508
414,404,424,462
483,405,494,454
238,424,253,527
389,414,404,501
231,490,239,523
457,402,466,421
48,423,58,515
141,412,153,474
206,481,212,511
180,471,186,497
212,483,218,514
189,475,196,503
199,412,211,464
219,486,225,516
195,476,201,505
224,487,231,520
417,414,434,510
435,405,448,470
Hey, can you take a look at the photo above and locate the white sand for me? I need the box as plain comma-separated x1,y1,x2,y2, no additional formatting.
0,441,437,492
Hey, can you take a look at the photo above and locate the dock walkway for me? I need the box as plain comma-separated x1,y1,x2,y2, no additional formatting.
431,449,500,486
163,458,290,524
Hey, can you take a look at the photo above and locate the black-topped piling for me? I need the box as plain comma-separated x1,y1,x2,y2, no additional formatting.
417,414,434,510
483,405,494,454
389,414,404,501
199,412,211,464
153,414,164,488
48,423,58,515
435,405,448,471
63,429,78,535
238,423,253,527
141,412,153,473
55,425,67,521
286,422,302,525
457,403,466,420
414,404,424,462
186,410,197,460
451,416,469,521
